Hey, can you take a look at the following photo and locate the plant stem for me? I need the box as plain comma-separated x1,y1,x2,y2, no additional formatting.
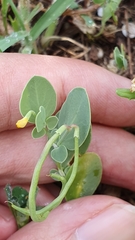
11,125,79,222
8,0,25,31
28,125,67,221
29,125,79,222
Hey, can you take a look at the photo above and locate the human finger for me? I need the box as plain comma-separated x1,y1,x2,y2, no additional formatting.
7,195,135,240
1,124,135,191
0,53,135,132
0,204,17,240
89,124,135,191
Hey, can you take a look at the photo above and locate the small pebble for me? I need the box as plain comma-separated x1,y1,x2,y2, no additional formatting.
122,23,135,38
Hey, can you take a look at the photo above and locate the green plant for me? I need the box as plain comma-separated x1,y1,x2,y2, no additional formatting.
5,185,29,229
5,76,102,227
116,78,135,100
93,0,122,35
114,44,128,70
0,0,75,53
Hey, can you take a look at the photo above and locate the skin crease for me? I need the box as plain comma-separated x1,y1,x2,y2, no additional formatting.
0,53,135,239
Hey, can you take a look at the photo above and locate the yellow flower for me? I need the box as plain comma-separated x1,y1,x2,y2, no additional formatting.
16,117,28,128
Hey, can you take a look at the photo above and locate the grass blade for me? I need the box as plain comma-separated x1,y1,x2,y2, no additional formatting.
30,0,75,40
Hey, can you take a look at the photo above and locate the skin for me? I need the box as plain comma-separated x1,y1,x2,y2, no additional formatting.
0,53,135,239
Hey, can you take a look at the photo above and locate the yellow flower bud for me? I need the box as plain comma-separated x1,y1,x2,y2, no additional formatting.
16,117,28,128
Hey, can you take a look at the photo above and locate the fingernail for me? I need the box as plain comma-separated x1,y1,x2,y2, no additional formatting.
0,205,14,222
71,204,135,240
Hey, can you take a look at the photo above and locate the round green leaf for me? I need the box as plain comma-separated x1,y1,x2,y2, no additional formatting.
32,127,46,138
58,88,91,150
65,152,102,201
51,145,68,163
46,116,58,130
19,76,56,123
35,106,46,132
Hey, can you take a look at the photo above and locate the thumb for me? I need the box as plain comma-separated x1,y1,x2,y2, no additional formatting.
7,195,135,240
71,201,135,240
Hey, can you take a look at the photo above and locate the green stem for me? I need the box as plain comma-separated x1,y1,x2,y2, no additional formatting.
11,125,79,222
29,125,67,221
30,125,79,222
8,0,25,31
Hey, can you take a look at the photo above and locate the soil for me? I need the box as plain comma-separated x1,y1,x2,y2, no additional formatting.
1,0,135,204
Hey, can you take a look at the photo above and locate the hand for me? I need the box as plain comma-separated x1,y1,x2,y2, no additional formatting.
1,53,135,240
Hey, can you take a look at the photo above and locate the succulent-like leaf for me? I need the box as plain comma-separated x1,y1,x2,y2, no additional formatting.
58,88,91,150
19,76,56,123
51,145,68,163
65,152,102,201
32,127,46,138
46,116,58,130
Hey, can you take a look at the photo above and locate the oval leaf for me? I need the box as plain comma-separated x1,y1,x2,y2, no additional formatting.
116,89,135,100
32,127,46,138
19,76,56,123
58,88,91,150
46,116,58,130
65,152,102,201
51,145,68,163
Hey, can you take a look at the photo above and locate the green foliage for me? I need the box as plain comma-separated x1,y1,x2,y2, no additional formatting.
0,0,75,53
19,76,56,123
65,153,102,200
116,88,135,100
58,88,90,150
93,0,122,35
114,44,128,70
6,75,102,227
5,184,29,228
93,0,105,3
51,145,68,163
30,0,75,40
1,0,9,34
0,31,29,52
81,15,95,28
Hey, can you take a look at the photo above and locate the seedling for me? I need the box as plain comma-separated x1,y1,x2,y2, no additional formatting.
5,76,102,227
93,0,122,35
114,44,128,70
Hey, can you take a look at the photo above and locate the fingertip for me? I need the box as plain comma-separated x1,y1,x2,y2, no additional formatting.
0,205,17,240
70,203,135,240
